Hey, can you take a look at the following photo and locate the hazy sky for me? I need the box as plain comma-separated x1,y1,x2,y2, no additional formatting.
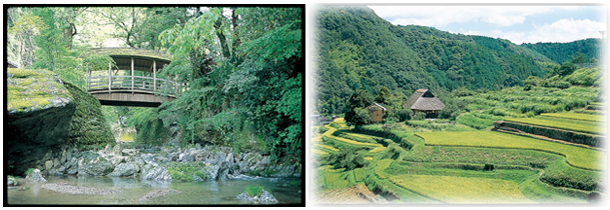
369,5,607,44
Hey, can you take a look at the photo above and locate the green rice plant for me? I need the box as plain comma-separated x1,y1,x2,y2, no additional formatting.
323,167,350,189
456,113,496,129
504,117,602,134
519,170,589,203
313,149,329,155
369,147,386,153
416,131,605,171
363,161,439,203
541,159,603,191
354,168,365,182
540,112,603,122
314,143,340,152
375,159,394,179
389,174,533,204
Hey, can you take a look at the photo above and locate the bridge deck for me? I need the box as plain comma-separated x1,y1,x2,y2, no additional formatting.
86,75,182,107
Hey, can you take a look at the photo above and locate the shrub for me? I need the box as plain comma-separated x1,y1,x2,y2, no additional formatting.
244,185,265,197
412,112,427,121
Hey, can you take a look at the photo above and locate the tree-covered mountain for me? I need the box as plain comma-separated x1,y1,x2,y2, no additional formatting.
520,38,601,64
314,6,554,116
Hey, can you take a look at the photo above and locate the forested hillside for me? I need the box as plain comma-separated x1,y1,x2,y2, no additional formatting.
521,38,601,64
314,6,555,116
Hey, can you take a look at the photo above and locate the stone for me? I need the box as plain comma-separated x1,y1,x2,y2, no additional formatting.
225,153,234,163
80,151,100,160
112,144,122,156
58,166,67,173
109,156,126,166
8,176,19,186
26,169,47,183
53,158,60,169
60,148,67,164
45,160,54,171
236,189,278,204
104,144,113,154
214,151,226,163
141,153,158,167
243,153,262,167
121,149,139,157
142,166,172,181
179,153,194,162
108,163,140,177
78,156,115,176
201,165,220,180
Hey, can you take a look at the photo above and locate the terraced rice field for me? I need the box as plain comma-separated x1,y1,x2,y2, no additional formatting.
504,117,602,135
389,174,533,204
416,131,605,171
540,113,603,122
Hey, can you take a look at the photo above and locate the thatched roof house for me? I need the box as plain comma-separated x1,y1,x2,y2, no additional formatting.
366,102,387,123
403,89,445,118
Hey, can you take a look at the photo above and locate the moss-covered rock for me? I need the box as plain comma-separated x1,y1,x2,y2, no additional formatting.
6,68,73,113
6,68,76,175
63,82,115,146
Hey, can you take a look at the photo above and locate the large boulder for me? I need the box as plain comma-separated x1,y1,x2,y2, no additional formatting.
78,156,115,176
236,189,278,204
200,165,220,180
8,176,19,186
108,162,140,177
121,149,139,157
26,169,47,183
142,166,172,181
6,68,76,175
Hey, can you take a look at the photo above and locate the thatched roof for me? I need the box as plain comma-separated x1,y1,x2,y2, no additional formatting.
89,48,171,72
403,89,445,111
366,102,387,111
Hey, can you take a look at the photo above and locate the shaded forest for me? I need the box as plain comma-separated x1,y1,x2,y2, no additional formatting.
7,6,303,162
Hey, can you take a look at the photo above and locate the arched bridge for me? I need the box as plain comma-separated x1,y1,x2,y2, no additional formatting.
86,48,183,107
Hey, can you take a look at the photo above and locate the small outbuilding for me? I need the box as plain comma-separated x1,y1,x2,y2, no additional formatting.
366,102,387,123
403,89,445,118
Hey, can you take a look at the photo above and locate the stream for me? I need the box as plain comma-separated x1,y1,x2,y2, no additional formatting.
7,175,302,205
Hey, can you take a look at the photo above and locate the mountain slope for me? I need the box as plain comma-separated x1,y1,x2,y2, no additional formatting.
314,6,565,115
520,38,601,63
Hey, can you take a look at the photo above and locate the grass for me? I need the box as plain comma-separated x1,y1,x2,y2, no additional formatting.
456,113,499,129
504,117,602,135
416,131,605,171
540,112,603,122
389,174,533,204
244,185,265,196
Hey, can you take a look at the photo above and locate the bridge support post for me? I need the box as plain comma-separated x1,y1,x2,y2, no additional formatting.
108,61,111,93
153,60,156,95
131,57,134,94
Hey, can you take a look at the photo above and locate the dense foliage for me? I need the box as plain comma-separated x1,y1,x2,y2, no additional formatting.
521,38,601,64
157,7,303,161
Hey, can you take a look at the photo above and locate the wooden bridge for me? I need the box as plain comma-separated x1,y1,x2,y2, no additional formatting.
86,48,183,107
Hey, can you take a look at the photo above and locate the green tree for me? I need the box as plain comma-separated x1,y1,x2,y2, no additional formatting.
571,52,587,64
374,86,392,105
344,89,373,125
159,7,302,161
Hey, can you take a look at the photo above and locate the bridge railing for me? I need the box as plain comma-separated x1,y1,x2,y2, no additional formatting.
87,75,182,97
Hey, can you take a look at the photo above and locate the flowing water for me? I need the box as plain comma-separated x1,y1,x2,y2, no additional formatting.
7,175,302,205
